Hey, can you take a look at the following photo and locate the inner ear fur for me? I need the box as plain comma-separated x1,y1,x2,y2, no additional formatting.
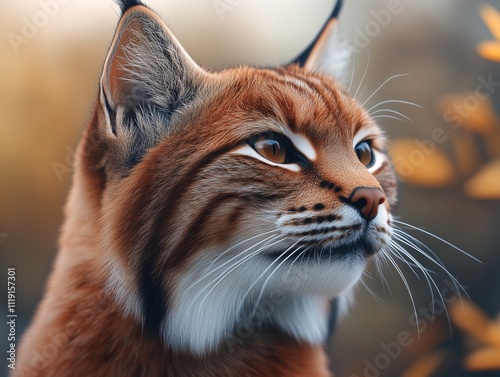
100,5,207,127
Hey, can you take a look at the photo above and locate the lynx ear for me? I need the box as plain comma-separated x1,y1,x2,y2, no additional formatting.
96,3,207,171
100,3,206,134
291,0,349,82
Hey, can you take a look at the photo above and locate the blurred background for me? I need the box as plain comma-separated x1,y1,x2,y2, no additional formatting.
1,0,500,376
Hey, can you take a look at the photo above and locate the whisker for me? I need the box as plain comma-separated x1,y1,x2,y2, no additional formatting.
367,99,423,115
186,231,280,291
249,240,306,317
370,108,412,122
391,242,457,333
388,240,452,331
388,241,434,301
191,235,286,316
371,253,394,295
353,53,370,101
392,231,469,299
238,239,305,314
372,115,407,123
286,246,309,277
380,249,419,337
393,220,481,263
392,228,450,273
360,274,385,303
387,242,426,280
347,53,356,94
361,73,412,108
392,227,461,293
205,229,279,271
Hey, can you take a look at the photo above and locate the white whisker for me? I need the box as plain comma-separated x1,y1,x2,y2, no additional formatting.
372,115,407,123
370,108,412,122
367,99,423,114
347,53,356,94
241,238,306,317
380,249,419,337
192,235,286,317
353,53,370,101
387,240,453,332
361,73,412,108
393,220,481,263
186,231,280,292
392,231,469,299
250,242,306,317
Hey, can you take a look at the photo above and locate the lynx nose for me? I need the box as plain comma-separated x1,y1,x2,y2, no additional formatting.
349,187,386,221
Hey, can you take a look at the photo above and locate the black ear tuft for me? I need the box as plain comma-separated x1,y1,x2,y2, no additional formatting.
115,0,145,13
291,0,344,67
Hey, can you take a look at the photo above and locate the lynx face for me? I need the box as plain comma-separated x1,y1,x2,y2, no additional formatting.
91,2,397,354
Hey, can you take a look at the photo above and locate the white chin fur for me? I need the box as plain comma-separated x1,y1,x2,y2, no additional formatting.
163,247,366,355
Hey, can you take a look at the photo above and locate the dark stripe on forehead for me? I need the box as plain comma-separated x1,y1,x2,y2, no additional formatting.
259,69,319,131
287,70,342,119
259,70,316,99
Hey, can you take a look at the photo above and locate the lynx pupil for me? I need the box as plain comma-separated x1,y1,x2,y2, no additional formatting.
253,136,287,164
355,140,375,168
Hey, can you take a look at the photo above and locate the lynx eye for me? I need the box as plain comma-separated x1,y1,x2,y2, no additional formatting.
250,133,288,164
355,140,375,168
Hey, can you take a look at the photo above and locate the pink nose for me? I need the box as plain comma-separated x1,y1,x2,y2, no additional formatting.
349,187,386,221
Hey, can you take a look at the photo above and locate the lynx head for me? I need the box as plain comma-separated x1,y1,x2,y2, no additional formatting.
77,0,397,355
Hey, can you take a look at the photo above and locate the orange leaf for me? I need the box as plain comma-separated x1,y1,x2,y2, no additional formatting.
438,94,498,136
401,351,447,377
477,41,500,62
464,347,500,371
450,300,500,346
390,139,455,188
480,4,500,41
464,159,500,200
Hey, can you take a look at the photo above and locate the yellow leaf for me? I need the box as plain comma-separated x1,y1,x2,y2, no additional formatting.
438,94,498,136
464,347,500,371
390,139,455,188
480,4,500,41
464,159,500,199
450,300,500,346
401,351,447,377
477,41,500,62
